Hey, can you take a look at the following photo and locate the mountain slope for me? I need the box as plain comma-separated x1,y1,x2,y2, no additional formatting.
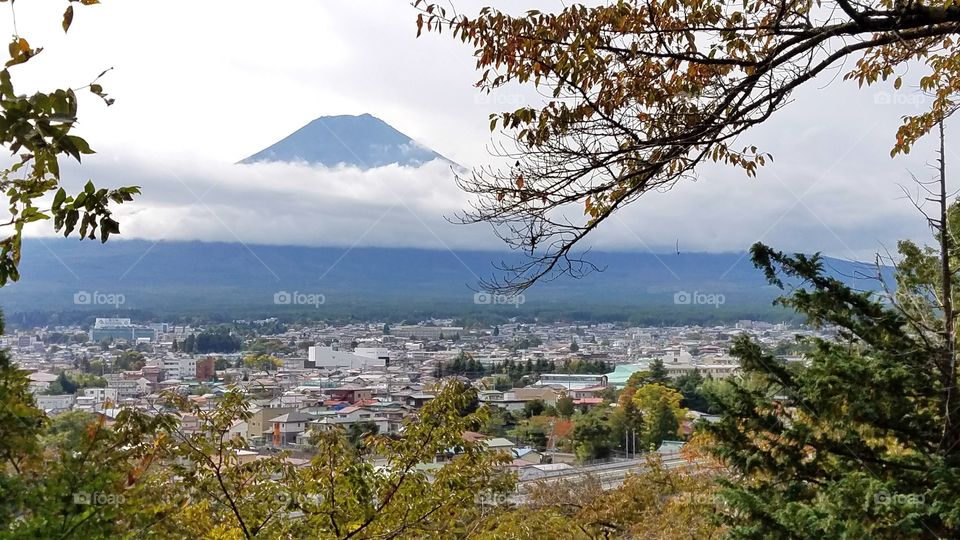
0,239,885,322
240,114,449,169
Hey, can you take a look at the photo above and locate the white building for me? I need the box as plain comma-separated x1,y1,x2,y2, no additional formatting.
105,376,149,398
308,346,387,370
26,371,58,394
35,394,75,413
163,357,197,380
83,387,120,403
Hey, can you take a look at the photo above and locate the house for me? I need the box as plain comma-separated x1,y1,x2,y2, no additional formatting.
247,406,299,441
311,405,398,434
483,437,516,453
228,419,249,440
328,386,374,404
477,390,543,412
568,385,607,400
106,374,148,398
27,371,58,393
35,394,75,413
512,387,561,405
512,447,544,464
267,411,312,446
573,397,604,409
83,387,120,404
402,393,434,409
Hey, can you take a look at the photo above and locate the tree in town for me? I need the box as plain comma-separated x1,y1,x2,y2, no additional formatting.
610,386,644,455
648,358,669,384
625,369,653,389
346,420,380,450
675,368,710,412
555,395,575,418
569,340,579,353
49,372,77,395
114,350,146,372
571,407,614,461
242,353,281,374
522,398,546,418
195,329,242,353
134,381,514,538
416,0,960,292
2,366,517,538
632,384,686,449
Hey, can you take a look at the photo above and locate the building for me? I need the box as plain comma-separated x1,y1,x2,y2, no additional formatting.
196,357,215,381
327,386,375,404
533,373,609,390
163,357,197,380
105,375,149,398
26,371,58,394
90,318,156,343
248,407,298,441
308,346,387,370
390,326,464,340
83,387,120,403
267,411,312,446
35,394,75,413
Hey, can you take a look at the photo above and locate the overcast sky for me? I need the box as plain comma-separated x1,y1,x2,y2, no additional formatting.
3,0,948,262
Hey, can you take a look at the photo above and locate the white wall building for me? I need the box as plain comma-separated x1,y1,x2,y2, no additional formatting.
83,387,120,403
308,346,387,370
163,357,197,380
35,394,75,412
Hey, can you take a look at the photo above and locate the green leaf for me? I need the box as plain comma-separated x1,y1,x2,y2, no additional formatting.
52,188,66,210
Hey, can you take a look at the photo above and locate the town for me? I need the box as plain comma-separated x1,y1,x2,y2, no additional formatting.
11,315,823,486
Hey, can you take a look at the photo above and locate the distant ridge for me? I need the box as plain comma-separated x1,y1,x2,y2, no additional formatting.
0,239,886,323
240,113,452,169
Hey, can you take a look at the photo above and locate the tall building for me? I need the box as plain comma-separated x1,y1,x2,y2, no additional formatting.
162,357,197,380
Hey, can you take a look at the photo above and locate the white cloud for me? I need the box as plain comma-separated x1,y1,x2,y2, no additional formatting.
2,0,948,263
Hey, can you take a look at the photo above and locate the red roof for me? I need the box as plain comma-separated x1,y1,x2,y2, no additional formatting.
354,399,380,407
574,397,604,405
